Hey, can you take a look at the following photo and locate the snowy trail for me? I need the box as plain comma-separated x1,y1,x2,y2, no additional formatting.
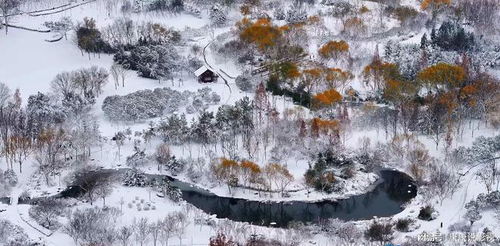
1,189,50,245
203,41,232,91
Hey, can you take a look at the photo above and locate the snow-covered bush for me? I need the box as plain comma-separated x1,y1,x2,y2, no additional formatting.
164,156,186,175
29,198,66,230
324,1,354,17
64,207,121,246
186,157,206,182
126,148,148,167
209,5,227,27
418,205,436,221
0,219,31,246
286,8,307,24
395,218,416,232
183,2,201,17
235,72,259,92
0,169,12,197
123,168,148,187
44,17,73,39
114,44,181,80
364,221,394,243
155,178,182,202
273,8,286,20
3,169,17,186
102,87,219,121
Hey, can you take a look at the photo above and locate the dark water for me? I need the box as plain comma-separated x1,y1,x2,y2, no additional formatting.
56,169,417,227
170,170,417,227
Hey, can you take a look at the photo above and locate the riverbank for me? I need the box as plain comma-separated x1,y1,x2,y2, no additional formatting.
161,168,380,203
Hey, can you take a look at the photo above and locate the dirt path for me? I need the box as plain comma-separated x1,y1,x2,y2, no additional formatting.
202,41,232,94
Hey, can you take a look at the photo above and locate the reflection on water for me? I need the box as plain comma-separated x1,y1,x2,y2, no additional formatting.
172,170,417,227
56,169,416,227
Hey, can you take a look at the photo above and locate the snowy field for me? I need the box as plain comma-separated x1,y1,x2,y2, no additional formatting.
0,0,499,245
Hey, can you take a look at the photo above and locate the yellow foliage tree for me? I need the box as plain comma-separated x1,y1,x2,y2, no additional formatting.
313,89,343,107
324,67,353,90
318,40,349,59
239,18,282,51
417,63,466,91
362,59,400,91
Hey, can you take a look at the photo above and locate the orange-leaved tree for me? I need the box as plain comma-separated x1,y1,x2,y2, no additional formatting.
421,0,452,21
324,67,353,90
417,63,466,91
264,163,293,197
239,18,282,52
213,158,240,193
318,40,349,60
313,89,342,108
362,58,400,91
240,160,262,187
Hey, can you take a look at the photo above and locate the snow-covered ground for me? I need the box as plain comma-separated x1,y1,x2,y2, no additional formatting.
0,0,499,245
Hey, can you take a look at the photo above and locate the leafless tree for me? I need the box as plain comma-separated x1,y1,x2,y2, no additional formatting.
428,162,460,204
0,83,10,107
150,220,162,246
173,212,189,246
160,214,177,246
155,143,171,171
134,218,150,246
110,63,128,89
0,0,20,35
117,225,134,246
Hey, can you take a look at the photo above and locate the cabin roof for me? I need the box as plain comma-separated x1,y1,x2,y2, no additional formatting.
194,66,212,77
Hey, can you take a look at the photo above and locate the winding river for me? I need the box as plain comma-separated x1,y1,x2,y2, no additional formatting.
52,169,417,227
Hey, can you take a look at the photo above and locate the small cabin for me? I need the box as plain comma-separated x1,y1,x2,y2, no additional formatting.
194,66,218,83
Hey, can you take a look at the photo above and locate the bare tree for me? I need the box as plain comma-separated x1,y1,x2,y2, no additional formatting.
95,178,113,206
51,72,76,97
155,143,171,171
0,0,20,35
110,63,128,89
35,127,67,185
150,220,162,246
0,83,10,107
160,214,177,246
134,218,150,246
173,212,189,246
117,225,134,246
429,162,460,204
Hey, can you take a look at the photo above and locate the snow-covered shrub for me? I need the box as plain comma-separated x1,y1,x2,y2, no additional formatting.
155,178,182,202
126,149,148,167
64,207,121,246
29,198,66,230
417,205,436,221
209,5,227,27
121,0,133,13
183,2,201,17
0,170,11,197
305,150,355,193
286,8,307,24
324,1,354,17
103,87,218,121
185,157,206,182
114,44,181,80
18,191,30,204
3,169,17,186
395,218,415,232
273,8,286,20
364,221,394,243
123,168,148,187
0,219,31,246
44,17,73,39
235,72,259,92
164,156,186,175
76,18,115,54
